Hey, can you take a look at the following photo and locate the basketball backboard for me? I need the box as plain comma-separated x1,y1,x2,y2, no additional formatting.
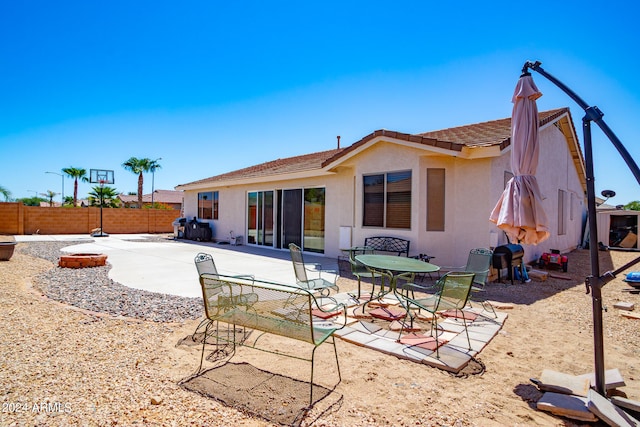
89,169,115,185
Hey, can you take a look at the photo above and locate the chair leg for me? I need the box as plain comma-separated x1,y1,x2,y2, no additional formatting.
191,318,209,341
310,346,317,406
469,291,498,319
396,300,416,342
332,336,342,383
480,300,498,318
198,321,214,373
458,309,472,351
432,315,441,359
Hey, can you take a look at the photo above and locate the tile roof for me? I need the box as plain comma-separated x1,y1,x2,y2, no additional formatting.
118,190,183,204
323,108,569,165
418,108,567,149
179,149,343,186
178,108,572,188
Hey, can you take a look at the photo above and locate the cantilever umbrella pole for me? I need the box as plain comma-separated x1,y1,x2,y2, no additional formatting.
523,60,640,395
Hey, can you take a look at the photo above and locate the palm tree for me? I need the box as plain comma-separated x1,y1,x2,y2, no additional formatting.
149,158,162,206
88,185,120,208
122,157,156,208
41,190,58,206
62,167,88,207
0,185,11,202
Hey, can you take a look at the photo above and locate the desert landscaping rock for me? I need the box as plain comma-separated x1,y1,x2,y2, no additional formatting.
18,241,203,323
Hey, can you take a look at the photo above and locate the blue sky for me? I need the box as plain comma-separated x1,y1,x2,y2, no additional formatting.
1,1,639,205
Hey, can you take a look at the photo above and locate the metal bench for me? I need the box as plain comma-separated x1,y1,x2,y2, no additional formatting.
363,236,411,257
196,274,346,405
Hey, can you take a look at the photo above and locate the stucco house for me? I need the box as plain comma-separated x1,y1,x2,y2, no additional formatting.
176,107,587,267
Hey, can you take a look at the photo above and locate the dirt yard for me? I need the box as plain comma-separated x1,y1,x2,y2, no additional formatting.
1,244,639,426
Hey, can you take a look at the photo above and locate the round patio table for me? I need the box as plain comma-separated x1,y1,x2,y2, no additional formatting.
355,254,440,294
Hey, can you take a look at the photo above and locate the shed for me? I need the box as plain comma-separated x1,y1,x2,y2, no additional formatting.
597,209,640,250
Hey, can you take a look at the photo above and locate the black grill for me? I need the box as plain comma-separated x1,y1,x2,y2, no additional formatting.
184,218,212,242
493,244,524,284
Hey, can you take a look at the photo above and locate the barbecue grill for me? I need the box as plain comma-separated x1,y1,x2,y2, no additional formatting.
492,244,524,285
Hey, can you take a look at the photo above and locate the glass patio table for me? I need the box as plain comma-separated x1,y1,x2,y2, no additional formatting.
354,254,440,299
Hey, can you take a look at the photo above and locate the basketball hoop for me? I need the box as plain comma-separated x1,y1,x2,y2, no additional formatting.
90,169,114,185
89,169,114,237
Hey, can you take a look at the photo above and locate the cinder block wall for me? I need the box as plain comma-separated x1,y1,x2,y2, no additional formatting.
0,203,22,234
0,203,176,235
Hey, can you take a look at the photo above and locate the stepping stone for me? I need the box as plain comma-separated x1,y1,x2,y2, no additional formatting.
312,308,341,319
440,309,478,321
399,333,447,351
588,389,640,427
351,321,383,334
349,306,371,319
611,396,640,414
537,392,598,422
577,368,625,390
388,320,421,332
413,311,435,321
369,307,406,321
537,369,591,397
613,302,635,311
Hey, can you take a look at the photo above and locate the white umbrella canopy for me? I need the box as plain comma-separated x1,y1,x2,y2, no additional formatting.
490,75,550,245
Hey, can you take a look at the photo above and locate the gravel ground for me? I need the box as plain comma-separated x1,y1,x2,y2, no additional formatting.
3,240,640,426
1,242,267,427
18,241,203,323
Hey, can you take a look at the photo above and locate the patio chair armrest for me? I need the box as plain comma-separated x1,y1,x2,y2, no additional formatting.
306,266,338,284
322,269,339,283
397,280,433,297
317,300,346,314
437,264,466,272
395,271,415,281
398,282,422,292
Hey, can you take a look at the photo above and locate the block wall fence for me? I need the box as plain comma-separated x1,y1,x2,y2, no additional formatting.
0,203,176,235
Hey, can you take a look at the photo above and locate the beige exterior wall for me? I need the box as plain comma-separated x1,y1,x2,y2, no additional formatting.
182,171,355,256
348,141,423,247
182,117,586,267
345,141,505,266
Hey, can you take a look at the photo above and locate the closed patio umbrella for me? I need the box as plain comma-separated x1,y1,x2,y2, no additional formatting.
490,74,549,245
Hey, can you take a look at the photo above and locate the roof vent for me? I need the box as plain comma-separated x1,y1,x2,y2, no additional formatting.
337,135,341,149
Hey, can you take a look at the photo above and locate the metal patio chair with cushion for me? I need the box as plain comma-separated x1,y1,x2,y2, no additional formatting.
288,243,339,296
398,272,475,359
